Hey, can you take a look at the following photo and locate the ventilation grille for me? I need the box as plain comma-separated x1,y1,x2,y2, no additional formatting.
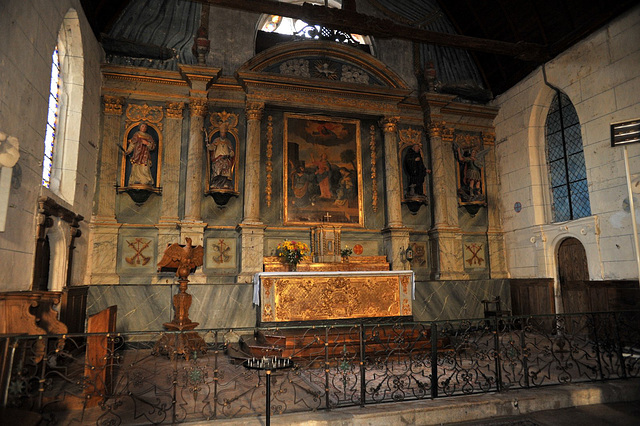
611,119,640,147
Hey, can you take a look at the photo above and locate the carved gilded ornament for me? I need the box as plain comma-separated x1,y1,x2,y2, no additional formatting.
441,126,455,142
401,275,409,294
189,99,208,117
263,274,409,322
380,117,399,133
245,102,265,121
482,131,496,146
279,59,310,77
207,111,240,141
266,116,274,207
165,102,185,119
402,299,411,315
263,278,273,298
456,133,483,150
103,96,125,116
428,121,443,138
126,104,164,130
263,304,273,322
369,125,378,213
398,128,423,152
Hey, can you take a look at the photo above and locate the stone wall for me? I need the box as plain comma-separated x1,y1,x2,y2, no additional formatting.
493,6,640,281
0,0,102,291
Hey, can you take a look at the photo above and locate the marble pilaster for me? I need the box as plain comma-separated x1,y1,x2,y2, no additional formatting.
242,102,264,225
95,96,124,222
237,223,265,284
183,99,207,222
179,99,207,278
483,132,509,278
159,102,184,224
427,122,465,279
88,221,122,284
380,117,403,228
382,227,410,271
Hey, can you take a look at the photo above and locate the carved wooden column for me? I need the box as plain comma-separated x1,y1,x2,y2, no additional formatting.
483,132,509,278
427,122,465,279
238,101,265,283
89,96,123,284
155,102,184,283
179,99,207,251
380,117,409,270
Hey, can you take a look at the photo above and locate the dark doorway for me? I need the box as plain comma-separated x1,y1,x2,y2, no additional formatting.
558,237,589,313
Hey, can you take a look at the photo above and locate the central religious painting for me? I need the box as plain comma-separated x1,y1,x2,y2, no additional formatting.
284,113,363,226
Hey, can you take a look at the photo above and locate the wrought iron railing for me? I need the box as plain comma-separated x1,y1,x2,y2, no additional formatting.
1,311,638,424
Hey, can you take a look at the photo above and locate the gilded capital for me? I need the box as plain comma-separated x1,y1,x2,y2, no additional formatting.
482,131,496,145
428,121,444,139
189,99,208,117
103,96,124,116
442,126,455,142
246,102,265,121
166,102,185,119
379,117,399,133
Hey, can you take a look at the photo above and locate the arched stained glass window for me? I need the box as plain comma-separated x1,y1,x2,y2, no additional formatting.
545,91,591,222
42,45,61,188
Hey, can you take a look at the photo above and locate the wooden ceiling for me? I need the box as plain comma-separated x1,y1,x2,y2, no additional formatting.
80,0,637,97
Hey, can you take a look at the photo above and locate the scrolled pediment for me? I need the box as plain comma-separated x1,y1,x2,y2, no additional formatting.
237,41,409,91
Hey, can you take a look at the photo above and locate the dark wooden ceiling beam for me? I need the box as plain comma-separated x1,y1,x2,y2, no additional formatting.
192,0,548,61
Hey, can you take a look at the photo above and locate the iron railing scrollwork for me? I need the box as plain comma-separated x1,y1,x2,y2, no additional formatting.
0,311,638,424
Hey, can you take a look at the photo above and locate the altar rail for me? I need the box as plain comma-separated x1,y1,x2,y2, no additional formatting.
1,311,639,424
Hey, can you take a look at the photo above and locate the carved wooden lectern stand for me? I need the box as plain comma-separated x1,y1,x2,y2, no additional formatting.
153,238,207,360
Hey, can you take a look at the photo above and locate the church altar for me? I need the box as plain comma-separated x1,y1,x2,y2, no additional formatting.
253,270,414,324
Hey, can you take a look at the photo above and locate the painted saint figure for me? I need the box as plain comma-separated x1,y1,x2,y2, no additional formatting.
403,143,427,197
208,123,235,189
125,123,156,186
311,153,333,199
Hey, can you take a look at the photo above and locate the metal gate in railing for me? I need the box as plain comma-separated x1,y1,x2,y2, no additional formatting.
1,311,638,424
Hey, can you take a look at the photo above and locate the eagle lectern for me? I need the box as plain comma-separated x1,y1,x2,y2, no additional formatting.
153,237,207,360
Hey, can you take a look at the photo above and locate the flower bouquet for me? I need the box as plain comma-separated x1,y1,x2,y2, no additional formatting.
276,240,309,271
340,245,353,260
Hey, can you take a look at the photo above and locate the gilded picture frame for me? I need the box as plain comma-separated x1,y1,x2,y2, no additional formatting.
284,113,363,226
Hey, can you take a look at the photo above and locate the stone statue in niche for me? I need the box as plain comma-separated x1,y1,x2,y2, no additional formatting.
403,143,427,197
453,138,490,204
125,123,157,187
205,111,239,205
207,122,235,190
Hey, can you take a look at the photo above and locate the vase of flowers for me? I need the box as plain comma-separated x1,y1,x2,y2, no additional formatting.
341,246,353,262
276,240,309,271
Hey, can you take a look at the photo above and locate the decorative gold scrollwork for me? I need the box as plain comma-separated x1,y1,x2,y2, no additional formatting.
126,104,164,129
